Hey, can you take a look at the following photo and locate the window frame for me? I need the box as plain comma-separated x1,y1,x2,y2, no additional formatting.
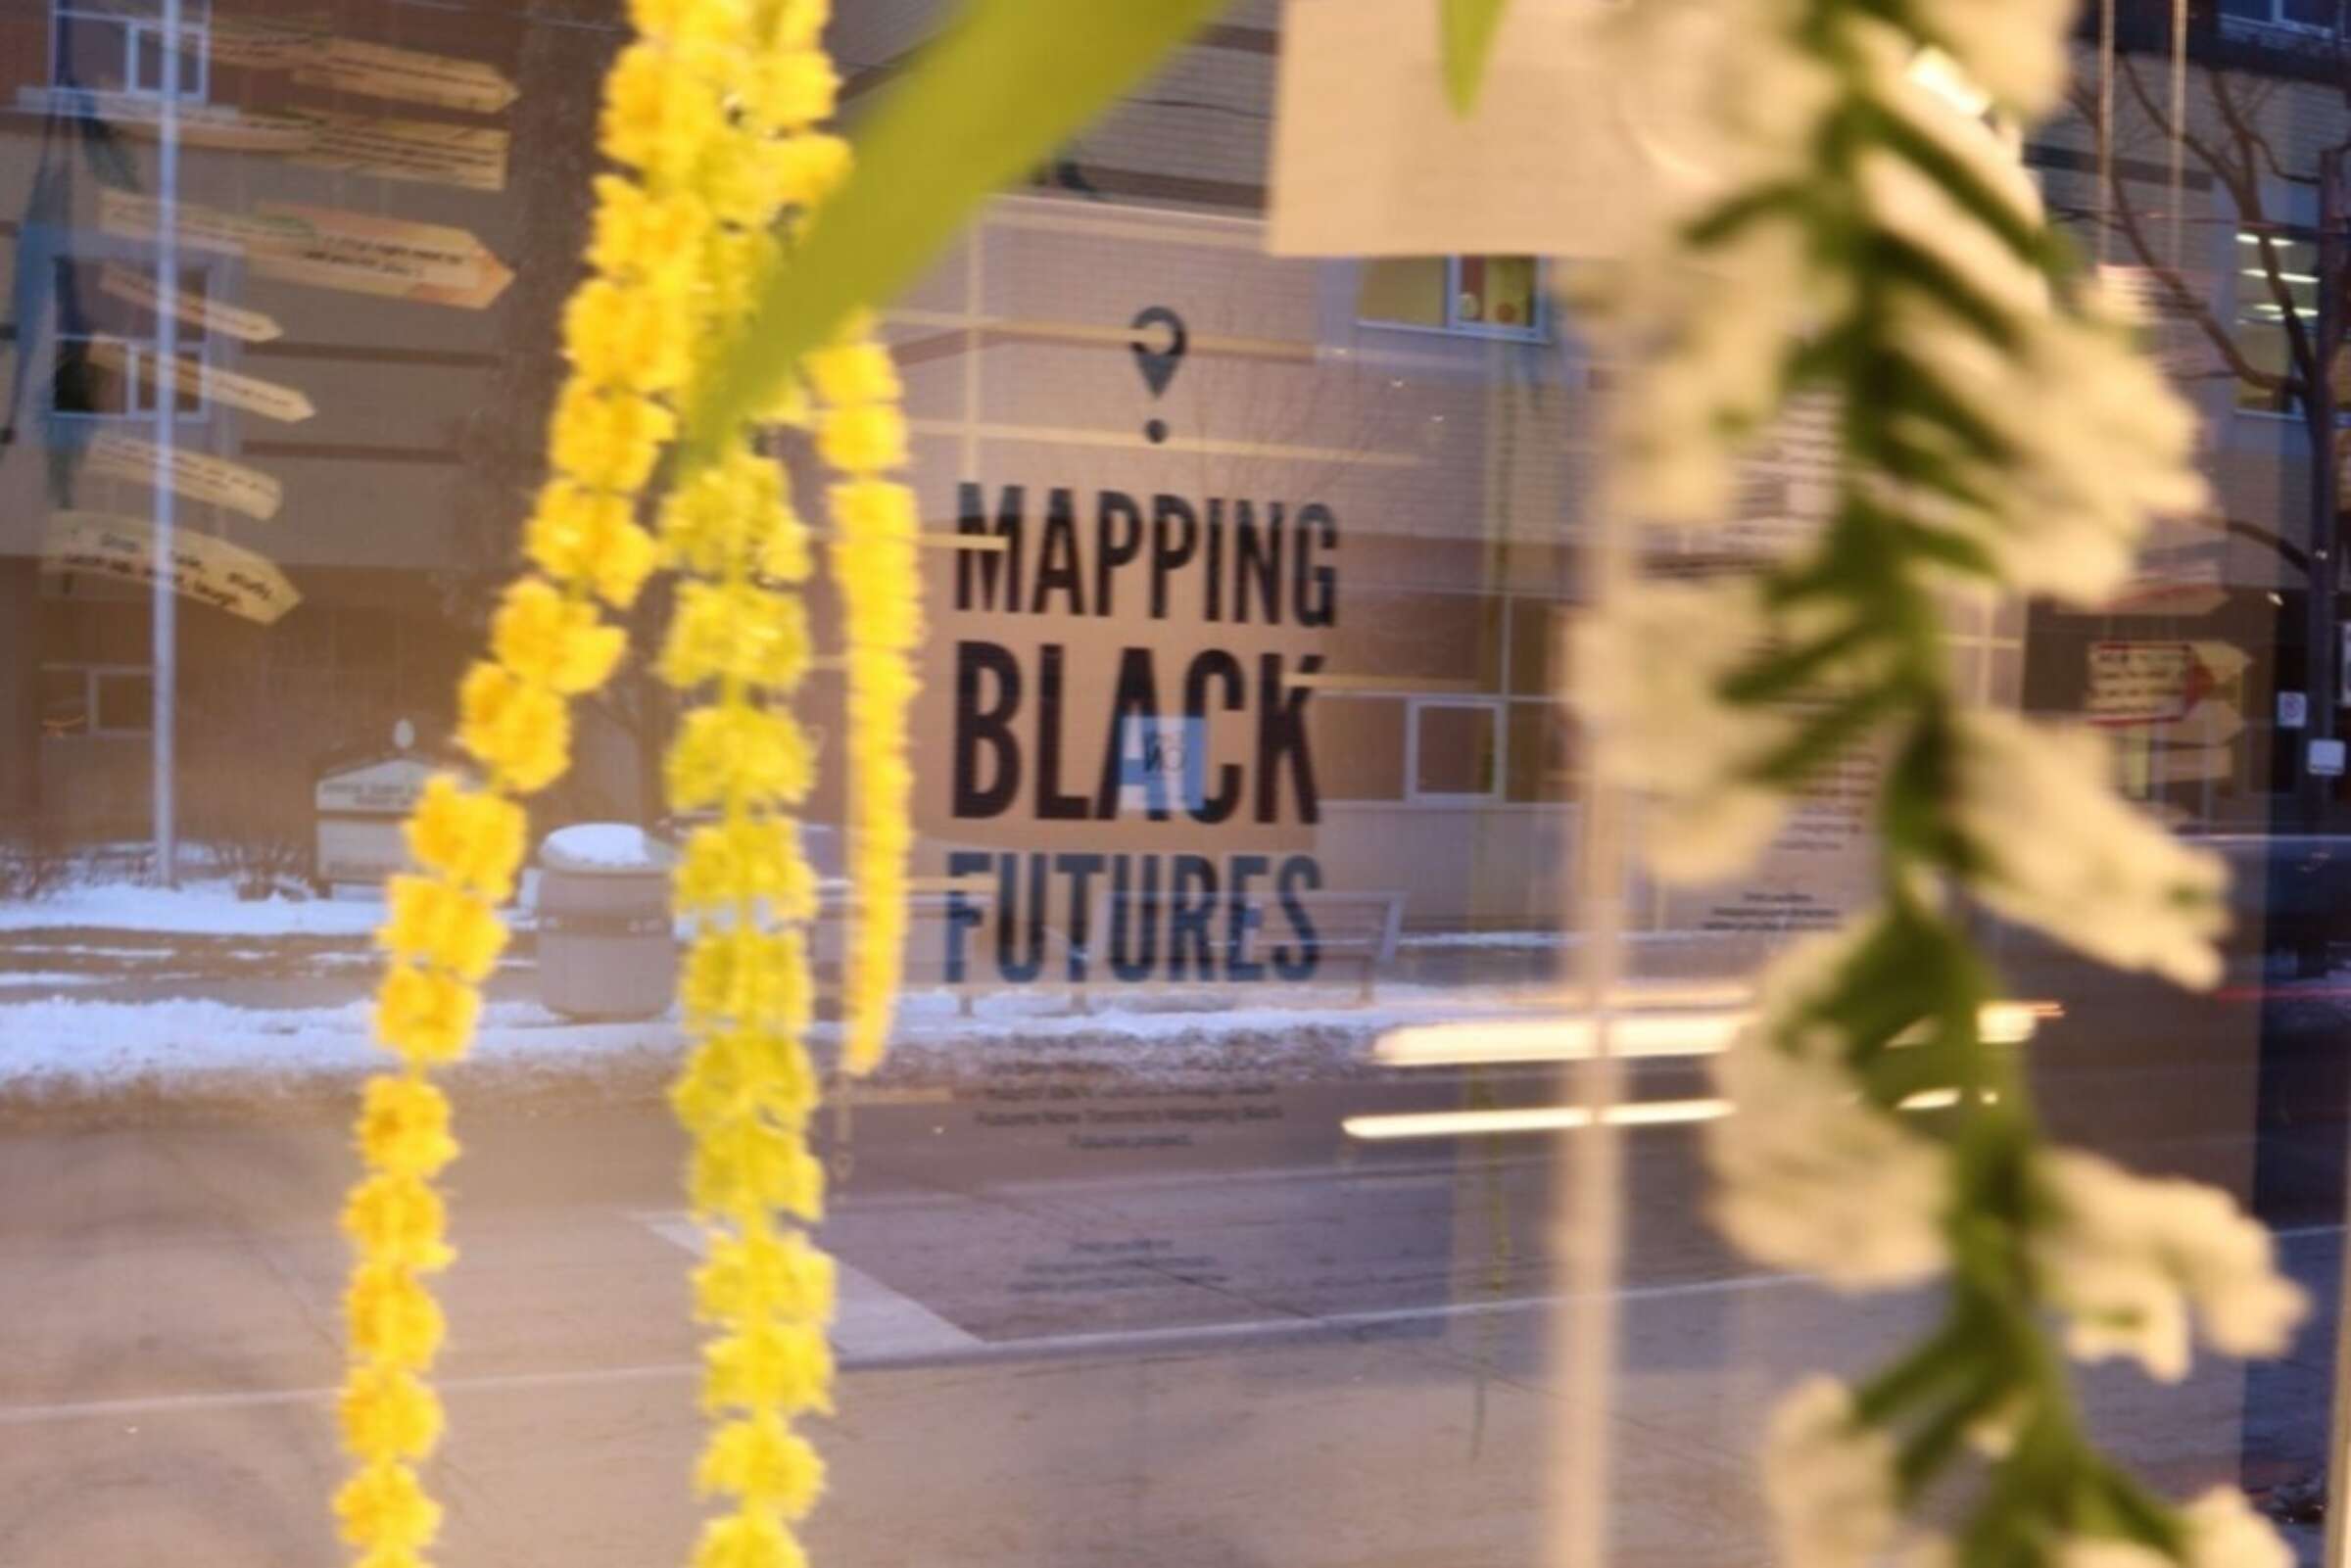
49,258,215,424
40,662,155,739
2218,0,2341,36
50,4,211,100
1357,256,1552,343
1405,695,1507,804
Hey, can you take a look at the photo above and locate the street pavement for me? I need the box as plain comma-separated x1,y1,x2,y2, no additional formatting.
0,927,2343,1566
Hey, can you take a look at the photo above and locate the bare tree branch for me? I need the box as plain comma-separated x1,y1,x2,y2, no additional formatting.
2064,79,2296,399
2210,68,2302,190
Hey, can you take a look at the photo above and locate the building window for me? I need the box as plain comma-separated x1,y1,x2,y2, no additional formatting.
1505,701,1575,802
40,664,153,737
2230,226,2351,417
2219,0,2339,32
52,260,210,420
51,3,210,98
1359,257,1548,340
1408,699,1503,801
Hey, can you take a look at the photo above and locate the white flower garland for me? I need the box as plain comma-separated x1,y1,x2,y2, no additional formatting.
1579,0,2309,1562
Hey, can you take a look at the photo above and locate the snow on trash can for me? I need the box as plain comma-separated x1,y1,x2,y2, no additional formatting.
535,824,677,1021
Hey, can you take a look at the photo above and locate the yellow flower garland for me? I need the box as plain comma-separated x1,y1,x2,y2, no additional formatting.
333,0,921,1563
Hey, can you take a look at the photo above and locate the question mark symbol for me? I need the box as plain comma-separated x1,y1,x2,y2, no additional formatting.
1128,306,1187,445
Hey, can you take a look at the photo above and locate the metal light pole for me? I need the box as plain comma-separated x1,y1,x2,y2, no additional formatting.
149,0,183,885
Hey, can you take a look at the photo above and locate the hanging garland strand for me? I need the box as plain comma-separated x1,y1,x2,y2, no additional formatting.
1583,4,2305,1567
334,0,921,1563
811,323,921,1076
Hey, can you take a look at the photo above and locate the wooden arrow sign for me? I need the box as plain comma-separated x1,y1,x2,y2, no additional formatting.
84,431,285,522
10,86,316,151
83,342,315,423
98,264,283,344
99,190,513,309
290,115,510,192
293,39,519,115
42,512,300,624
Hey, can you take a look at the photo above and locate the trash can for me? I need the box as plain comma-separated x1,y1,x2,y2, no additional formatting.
535,824,677,1021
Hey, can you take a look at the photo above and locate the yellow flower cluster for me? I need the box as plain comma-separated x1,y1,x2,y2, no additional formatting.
336,774,529,1568
811,335,922,1075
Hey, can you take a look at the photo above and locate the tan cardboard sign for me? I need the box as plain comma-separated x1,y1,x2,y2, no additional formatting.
41,512,300,625
84,431,285,522
98,263,283,344
99,188,308,257
292,39,518,114
210,15,329,70
11,87,314,151
291,114,509,191
83,341,316,423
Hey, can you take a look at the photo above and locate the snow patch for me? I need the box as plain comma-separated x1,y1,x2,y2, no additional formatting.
0,981,1555,1100
0,880,389,936
543,824,665,871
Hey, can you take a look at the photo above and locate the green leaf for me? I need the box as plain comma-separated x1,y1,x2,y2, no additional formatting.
681,0,1225,461
1440,0,1511,115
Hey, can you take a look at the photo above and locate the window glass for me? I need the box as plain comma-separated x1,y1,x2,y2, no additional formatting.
0,12,2343,1568
1411,701,1500,797
93,671,153,733
1356,257,1448,328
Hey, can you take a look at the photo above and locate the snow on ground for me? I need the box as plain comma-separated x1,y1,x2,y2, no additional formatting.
1398,930,1566,950
0,879,390,936
0,982,1566,1102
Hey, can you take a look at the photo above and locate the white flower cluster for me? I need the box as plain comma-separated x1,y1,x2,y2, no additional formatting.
1706,927,1950,1289
1952,710,2228,989
1572,576,1800,881
1597,1,2207,605
2034,1149,2308,1382
1603,221,1828,526
1911,0,2078,118
1762,1377,1901,1568
1882,263,2208,603
1710,1028,1951,1288
2053,1489,2294,1568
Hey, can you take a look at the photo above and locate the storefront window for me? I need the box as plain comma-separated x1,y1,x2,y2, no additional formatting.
0,5,2345,1568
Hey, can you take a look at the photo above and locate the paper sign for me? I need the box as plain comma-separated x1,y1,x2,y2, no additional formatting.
2310,738,2345,778
41,512,299,624
2281,691,2311,729
290,114,509,191
98,263,283,344
11,87,315,151
2160,698,2246,746
1268,0,1718,258
83,341,316,423
2087,641,2206,726
293,39,518,114
85,430,284,521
